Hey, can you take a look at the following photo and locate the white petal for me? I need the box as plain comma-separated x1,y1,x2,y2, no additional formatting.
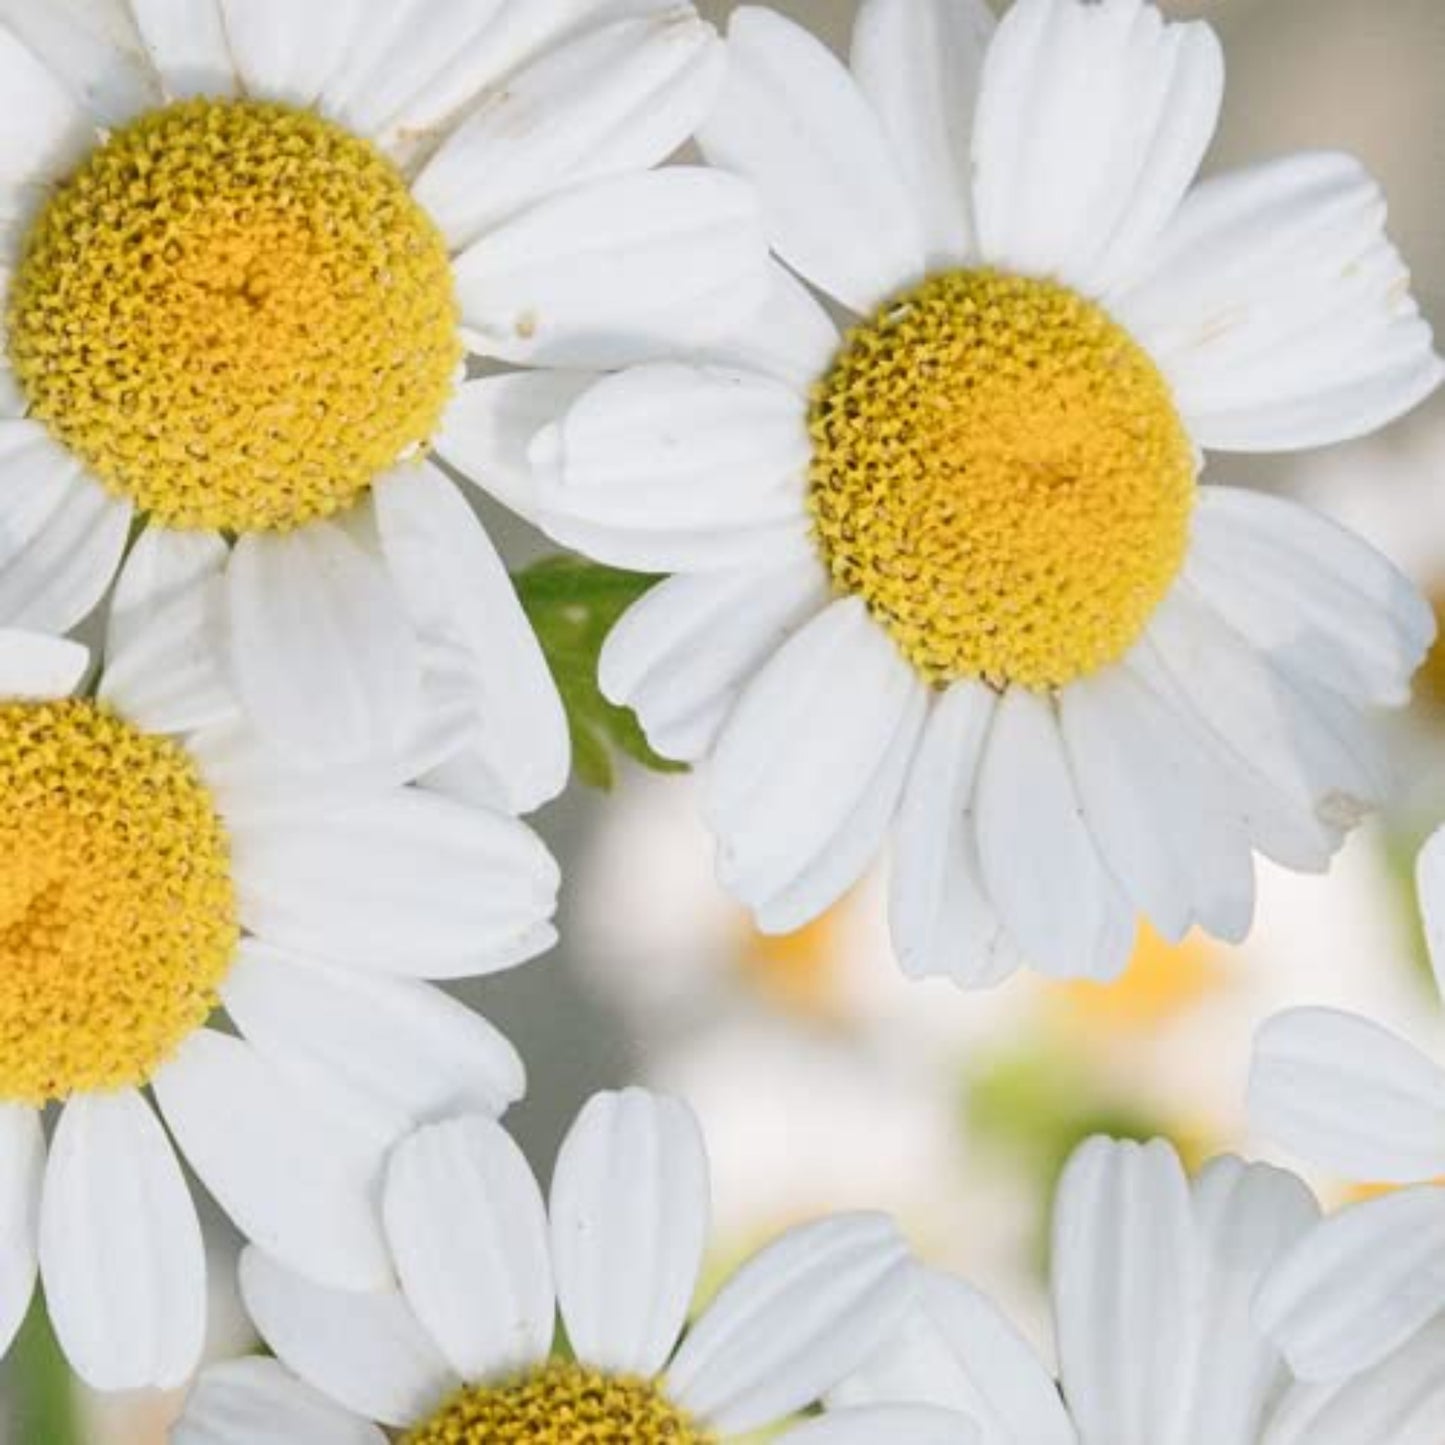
153,1031,393,1291
434,372,597,527
1188,487,1433,710
974,687,1134,982
600,560,828,764
533,363,811,574
1418,826,1445,1006
225,524,424,769
414,12,724,251
1113,152,1442,451
850,0,993,267
1052,1137,1195,1445
39,1091,205,1391
835,1266,1075,1445
175,1358,387,1445
972,0,1223,295
1263,1318,1445,1445
1173,1157,1320,1445
698,6,924,313
129,0,237,98
383,1115,555,1381
229,789,559,979
1255,1188,1445,1382
783,1406,980,1445
1250,1008,1445,1184
100,530,234,734
0,0,155,126
219,0,362,106
0,23,94,189
1061,660,1256,945
0,628,87,700
889,682,1024,989
705,597,927,935
0,1107,42,1358
373,465,569,813
551,1089,709,1378
454,168,770,369
239,1249,457,1429
0,426,131,633
222,940,525,1142
669,1213,914,1434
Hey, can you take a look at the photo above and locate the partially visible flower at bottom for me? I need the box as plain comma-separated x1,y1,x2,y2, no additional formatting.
831,1136,1445,1445
171,1088,943,1445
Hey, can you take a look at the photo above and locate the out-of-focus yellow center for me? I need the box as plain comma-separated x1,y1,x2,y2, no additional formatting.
404,1363,714,1445
7,98,460,533
808,270,1196,690
0,700,237,1104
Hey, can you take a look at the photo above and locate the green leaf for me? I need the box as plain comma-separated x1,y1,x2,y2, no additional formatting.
514,557,688,792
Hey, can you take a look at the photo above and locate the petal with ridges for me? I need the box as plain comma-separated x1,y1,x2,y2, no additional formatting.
174,1358,387,1445
0,629,87,700
129,0,236,98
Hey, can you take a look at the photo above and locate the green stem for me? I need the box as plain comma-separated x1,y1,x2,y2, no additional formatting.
9,1295,83,1445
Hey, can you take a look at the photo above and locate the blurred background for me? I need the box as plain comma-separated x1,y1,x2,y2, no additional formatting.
8,0,1445,1439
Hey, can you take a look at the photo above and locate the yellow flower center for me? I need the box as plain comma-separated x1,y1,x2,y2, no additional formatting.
808,270,1195,691
7,98,460,534
0,700,237,1104
404,1363,714,1445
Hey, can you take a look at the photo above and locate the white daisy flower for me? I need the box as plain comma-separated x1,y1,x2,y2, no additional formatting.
1248,986,1445,1385
0,605,559,1392
834,1135,1445,1445
170,1087,937,1445
0,0,768,793
520,0,1442,984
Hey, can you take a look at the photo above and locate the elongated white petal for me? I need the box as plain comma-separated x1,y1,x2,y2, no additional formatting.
415,12,724,251
222,941,524,1139
230,789,559,978
1255,1188,1445,1382
239,1249,457,1429
454,168,769,368
834,1266,1075,1445
1251,1008,1445,1184
219,0,362,106
154,1031,392,1291
0,23,94,189
972,0,1223,295
698,6,924,313
175,1358,387,1445
533,363,811,574
668,1213,915,1434
1418,826,1445,1005
784,1406,980,1445
0,1107,43,1359
551,1089,709,1378
851,0,993,267
374,466,569,813
434,372,596,526
0,629,87,700
225,524,424,769
600,561,828,763
975,688,1134,982
40,1091,205,1391
1052,1138,1195,1445
705,598,926,934
129,0,236,98
1188,487,1433,709
383,1115,555,1382
1173,1157,1319,1445
1113,152,1442,451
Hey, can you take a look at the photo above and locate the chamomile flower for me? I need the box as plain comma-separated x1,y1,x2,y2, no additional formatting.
0,0,766,789
835,1136,1445,1445
0,599,558,1392
171,1087,932,1445
523,0,1441,984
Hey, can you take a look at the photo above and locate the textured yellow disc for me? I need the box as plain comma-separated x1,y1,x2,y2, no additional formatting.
0,700,238,1104
404,1363,715,1445
809,269,1196,691
7,98,460,534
